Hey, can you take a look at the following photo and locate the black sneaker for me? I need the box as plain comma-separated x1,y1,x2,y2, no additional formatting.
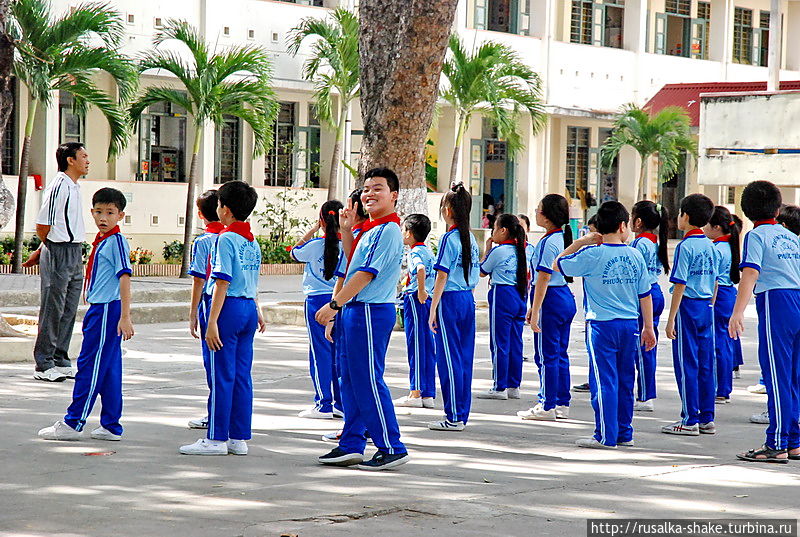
573,382,590,393
318,447,363,466
356,451,409,471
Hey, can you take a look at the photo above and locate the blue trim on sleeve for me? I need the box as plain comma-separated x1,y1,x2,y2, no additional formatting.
116,268,132,278
357,266,379,276
334,270,346,278
739,262,761,272
669,241,684,282
362,225,386,266
638,289,652,299
187,269,206,279
536,265,554,274
211,271,233,282
433,264,450,274
669,276,687,285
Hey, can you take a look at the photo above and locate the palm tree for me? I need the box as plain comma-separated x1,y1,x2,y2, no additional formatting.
8,0,137,273
441,35,546,185
600,104,698,202
287,8,359,200
130,20,278,277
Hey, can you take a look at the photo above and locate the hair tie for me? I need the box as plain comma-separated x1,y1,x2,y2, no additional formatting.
328,210,336,215
451,181,464,192
655,203,662,212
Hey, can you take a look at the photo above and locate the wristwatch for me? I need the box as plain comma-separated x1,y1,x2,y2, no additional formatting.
329,299,342,311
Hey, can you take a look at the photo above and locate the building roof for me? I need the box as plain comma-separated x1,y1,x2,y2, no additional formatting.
644,81,800,126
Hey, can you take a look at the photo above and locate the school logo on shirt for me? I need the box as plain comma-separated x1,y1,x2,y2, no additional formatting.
773,235,800,260
239,242,261,271
689,252,716,277
602,256,639,285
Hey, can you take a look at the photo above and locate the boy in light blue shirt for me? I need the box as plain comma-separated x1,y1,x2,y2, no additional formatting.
557,201,655,449
663,194,720,437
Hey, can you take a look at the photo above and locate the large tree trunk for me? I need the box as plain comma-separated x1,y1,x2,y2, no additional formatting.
637,157,647,202
327,99,348,201
12,100,36,273
180,131,202,278
448,114,465,185
358,0,459,216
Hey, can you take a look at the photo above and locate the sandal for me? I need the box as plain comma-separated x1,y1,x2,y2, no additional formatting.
788,449,800,461
737,445,789,464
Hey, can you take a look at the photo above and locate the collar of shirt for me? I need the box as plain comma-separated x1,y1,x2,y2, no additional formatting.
545,228,563,236
754,219,778,227
448,224,457,231
636,232,658,243
683,229,706,238
350,212,401,260
412,242,425,247
206,222,225,234
84,226,121,301
714,234,731,243
223,221,254,241
499,240,517,245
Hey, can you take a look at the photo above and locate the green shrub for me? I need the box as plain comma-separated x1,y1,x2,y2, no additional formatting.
163,240,184,263
256,236,294,265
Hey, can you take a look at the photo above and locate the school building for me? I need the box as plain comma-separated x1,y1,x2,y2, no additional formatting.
2,0,800,257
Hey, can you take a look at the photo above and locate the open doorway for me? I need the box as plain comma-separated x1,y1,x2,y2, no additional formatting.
469,132,516,229
659,151,687,239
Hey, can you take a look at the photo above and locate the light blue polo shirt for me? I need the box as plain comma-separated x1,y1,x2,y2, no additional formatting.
188,231,220,295
405,244,435,294
713,238,734,287
345,221,404,304
480,243,521,286
669,231,719,299
530,230,568,287
631,233,661,287
209,232,261,299
291,237,346,296
86,233,132,305
434,228,480,291
558,243,650,321
741,222,800,294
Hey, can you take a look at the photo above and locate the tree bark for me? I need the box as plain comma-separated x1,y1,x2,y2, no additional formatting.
12,100,37,273
327,99,348,201
637,157,648,202
358,0,459,216
180,131,203,278
448,114,465,185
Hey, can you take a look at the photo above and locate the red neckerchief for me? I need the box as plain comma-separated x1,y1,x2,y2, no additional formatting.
714,234,731,243
84,226,121,301
637,232,658,244
684,229,705,238
223,221,254,241
206,222,224,234
499,240,517,245
545,228,563,236
448,224,457,231
412,242,425,247
348,212,401,263
754,219,777,227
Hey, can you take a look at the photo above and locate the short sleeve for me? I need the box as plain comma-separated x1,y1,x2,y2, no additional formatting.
536,238,560,274
669,242,690,284
211,235,235,282
715,246,727,283
113,235,132,278
480,246,500,275
409,249,426,276
291,239,317,263
557,245,600,278
334,250,347,278
357,225,401,276
740,231,763,272
188,238,207,279
434,233,457,274
36,182,64,226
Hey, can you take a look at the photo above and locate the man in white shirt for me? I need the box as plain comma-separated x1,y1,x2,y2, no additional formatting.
28,142,88,382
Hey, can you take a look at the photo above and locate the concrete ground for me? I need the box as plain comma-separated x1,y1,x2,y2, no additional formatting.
1,303,798,536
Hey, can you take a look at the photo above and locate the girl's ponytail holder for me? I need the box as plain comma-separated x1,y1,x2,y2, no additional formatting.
328,210,336,215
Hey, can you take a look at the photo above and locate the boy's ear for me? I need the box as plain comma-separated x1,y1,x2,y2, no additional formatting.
118,211,125,222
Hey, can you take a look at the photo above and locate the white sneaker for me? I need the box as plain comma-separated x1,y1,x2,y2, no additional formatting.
661,421,700,436
298,407,334,419
747,384,767,394
476,389,508,400
427,419,466,431
421,397,435,409
699,421,716,434
634,400,654,412
188,416,209,429
750,410,770,424
179,438,228,455
332,408,344,418
506,388,521,399
55,366,76,379
38,420,81,441
555,405,569,419
90,426,121,441
33,368,67,382
517,403,557,421
733,369,741,379
393,396,423,408
714,396,730,405
227,439,248,455
618,440,635,447
576,437,617,449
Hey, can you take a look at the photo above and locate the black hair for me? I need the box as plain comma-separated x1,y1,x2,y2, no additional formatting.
631,200,670,273
540,194,573,282
364,167,399,193
741,180,782,222
349,188,369,221
496,213,528,299
404,213,431,244
196,190,220,222
441,183,473,285
92,187,126,212
320,199,343,280
56,142,85,172
778,204,800,236
587,214,597,228
709,205,741,284
731,214,743,233
217,180,258,221
595,201,629,234
516,213,530,232
679,193,714,227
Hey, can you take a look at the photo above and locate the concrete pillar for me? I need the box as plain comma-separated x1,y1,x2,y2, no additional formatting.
783,1,800,71
623,0,648,53
28,90,60,182
709,0,733,70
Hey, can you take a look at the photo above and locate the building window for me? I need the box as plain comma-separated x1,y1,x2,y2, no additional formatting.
665,0,690,16
755,11,769,67
696,2,710,59
570,1,624,48
59,92,84,145
214,115,241,184
137,99,188,182
727,186,736,205
570,0,593,45
566,127,590,198
732,7,753,65
126,13,135,24
248,29,255,39
278,0,324,5
2,79,16,175
265,102,297,187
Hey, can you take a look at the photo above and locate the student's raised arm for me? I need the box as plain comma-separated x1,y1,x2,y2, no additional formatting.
294,221,320,249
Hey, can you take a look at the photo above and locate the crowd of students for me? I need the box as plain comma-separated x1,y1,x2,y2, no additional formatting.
36,164,800,469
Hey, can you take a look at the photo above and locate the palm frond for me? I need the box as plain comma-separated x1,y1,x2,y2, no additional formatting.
53,46,139,103
154,19,209,72
47,1,124,51
128,87,195,124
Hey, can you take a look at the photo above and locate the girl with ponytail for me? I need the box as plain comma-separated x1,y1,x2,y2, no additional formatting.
476,213,528,401
428,183,480,431
519,194,578,421
291,200,345,419
629,200,670,411
704,205,741,403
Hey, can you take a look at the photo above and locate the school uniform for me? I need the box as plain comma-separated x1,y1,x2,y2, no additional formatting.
63,226,131,434
206,222,261,442
433,227,480,424
403,243,436,398
669,229,720,426
631,233,665,402
558,243,651,446
291,238,346,413
529,230,576,410
712,235,737,399
337,214,407,455
740,220,800,451
481,242,526,392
